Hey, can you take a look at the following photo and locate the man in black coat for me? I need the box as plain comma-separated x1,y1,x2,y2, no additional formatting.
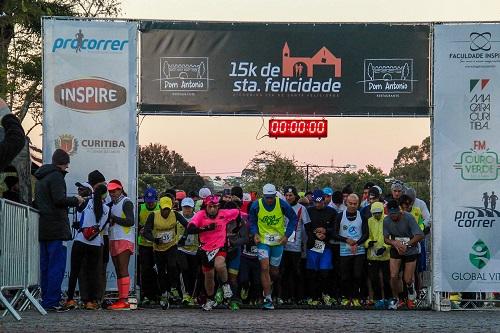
34,149,83,311
0,98,25,172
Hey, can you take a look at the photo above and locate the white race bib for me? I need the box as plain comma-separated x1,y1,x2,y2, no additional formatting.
311,240,325,253
395,237,410,245
265,234,281,245
206,248,220,262
184,234,196,246
288,231,297,243
158,230,174,244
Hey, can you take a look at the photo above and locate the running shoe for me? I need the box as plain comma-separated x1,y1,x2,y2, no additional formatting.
222,283,233,299
62,299,78,310
182,294,193,306
262,298,275,310
46,305,70,313
375,299,386,310
322,294,333,306
240,288,249,301
160,295,170,310
406,299,416,310
141,297,152,306
170,288,181,303
352,298,362,308
397,299,406,309
84,301,99,310
341,298,351,307
275,297,284,305
306,298,320,306
387,298,398,310
230,300,240,311
108,300,130,311
202,299,217,311
215,287,224,304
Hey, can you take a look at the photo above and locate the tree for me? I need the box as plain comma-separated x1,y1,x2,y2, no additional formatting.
390,136,430,202
138,143,204,195
242,151,305,193
1,0,122,136
312,164,388,196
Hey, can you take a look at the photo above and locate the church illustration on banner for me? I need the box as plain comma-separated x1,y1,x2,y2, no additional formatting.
282,42,342,78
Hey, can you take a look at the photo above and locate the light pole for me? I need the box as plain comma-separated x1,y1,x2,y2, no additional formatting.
300,163,357,192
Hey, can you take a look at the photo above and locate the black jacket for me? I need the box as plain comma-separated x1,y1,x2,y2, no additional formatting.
0,114,25,172
34,164,79,241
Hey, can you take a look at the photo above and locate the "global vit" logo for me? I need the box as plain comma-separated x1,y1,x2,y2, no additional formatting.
454,140,500,180
52,30,128,53
54,78,127,112
469,239,490,269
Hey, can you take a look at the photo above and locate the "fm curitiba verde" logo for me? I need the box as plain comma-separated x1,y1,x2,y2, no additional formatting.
469,239,491,269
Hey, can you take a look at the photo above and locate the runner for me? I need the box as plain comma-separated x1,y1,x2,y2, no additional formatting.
187,195,240,311
383,199,424,310
143,196,188,309
360,186,381,221
224,200,249,310
176,197,200,306
364,202,391,309
360,182,375,209
107,179,135,310
305,189,336,306
281,185,311,305
323,187,334,208
334,193,368,307
330,190,346,213
63,183,109,311
137,187,160,305
249,183,298,310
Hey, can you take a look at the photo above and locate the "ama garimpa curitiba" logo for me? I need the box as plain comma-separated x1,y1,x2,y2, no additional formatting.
469,239,491,269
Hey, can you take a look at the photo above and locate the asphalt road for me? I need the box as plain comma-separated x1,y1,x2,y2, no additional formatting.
1,308,500,332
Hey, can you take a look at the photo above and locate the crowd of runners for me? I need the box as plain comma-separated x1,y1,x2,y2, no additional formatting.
57,165,430,312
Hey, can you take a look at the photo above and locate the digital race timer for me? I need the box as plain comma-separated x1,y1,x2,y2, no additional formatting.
268,119,328,138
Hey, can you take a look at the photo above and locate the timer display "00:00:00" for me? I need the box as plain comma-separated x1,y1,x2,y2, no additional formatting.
268,119,328,138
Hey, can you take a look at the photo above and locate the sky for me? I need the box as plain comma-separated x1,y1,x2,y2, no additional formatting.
31,0,500,178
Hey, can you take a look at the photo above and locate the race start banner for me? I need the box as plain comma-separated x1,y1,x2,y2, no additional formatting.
139,22,430,117
433,23,500,292
42,18,137,290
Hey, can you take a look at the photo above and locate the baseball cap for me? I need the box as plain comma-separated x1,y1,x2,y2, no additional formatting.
263,183,277,198
176,190,187,201
107,179,123,192
368,186,380,198
198,187,212,199
387,199,400,214
242,193,251,202
322,187,334,196
159,196,173,210
312,189,325,202
144,187,158,203
391,181,404,191
370,201,384,214
75,181,93,191
181,197,195,208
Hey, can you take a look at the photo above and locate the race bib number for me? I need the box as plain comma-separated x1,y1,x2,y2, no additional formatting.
243,245,258,256
206,248,219,262
311,240,325,254
265,234,281,245
395,237,410,245
158,230,174,244
184,234,195,246
288,231,297,243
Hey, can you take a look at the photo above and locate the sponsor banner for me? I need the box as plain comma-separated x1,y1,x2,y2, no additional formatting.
42,19,137,290
139,22,430,116
433,23,500,292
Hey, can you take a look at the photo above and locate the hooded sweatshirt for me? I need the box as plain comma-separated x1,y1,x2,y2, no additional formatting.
34,164,79,241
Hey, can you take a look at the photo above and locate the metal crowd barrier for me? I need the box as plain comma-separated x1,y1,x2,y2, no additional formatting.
0,198,46,321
